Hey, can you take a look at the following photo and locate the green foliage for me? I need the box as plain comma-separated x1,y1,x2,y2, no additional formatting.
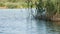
25,0,33,8
7,4,17,8
56,0,60,14
0,2,5,7
35,0,44,14
45,0,56,16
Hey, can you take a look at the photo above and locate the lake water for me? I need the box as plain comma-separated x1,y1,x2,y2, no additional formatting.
0,9,60,34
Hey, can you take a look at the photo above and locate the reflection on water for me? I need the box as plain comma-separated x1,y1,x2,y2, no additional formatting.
46,21,60,34
0,9,60,34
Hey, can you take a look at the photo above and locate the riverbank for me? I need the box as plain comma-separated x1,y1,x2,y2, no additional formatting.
34,13,60,22
50,14,60,22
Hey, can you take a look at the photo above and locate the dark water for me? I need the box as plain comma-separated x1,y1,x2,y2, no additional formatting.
0,9,60,34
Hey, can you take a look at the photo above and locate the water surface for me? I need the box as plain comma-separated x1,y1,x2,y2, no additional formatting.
0,9,60,34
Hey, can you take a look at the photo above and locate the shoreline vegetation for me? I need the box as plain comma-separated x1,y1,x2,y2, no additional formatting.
0,0,60,22
0,0,36,8
34,0,60,22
